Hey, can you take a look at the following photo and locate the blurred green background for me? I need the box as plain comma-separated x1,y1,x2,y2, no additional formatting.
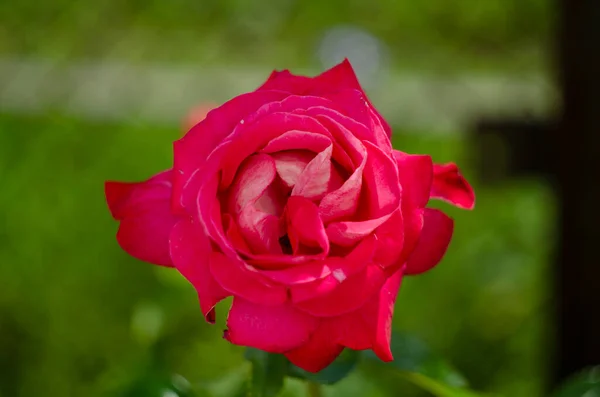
0,1,556,396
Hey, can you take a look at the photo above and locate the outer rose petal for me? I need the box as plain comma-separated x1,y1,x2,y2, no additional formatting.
289,236,377,303
325,313,372,350
219,112,332,189
393,150,433,209
323,89,392,154
286,268,398,373
209,251,288,305
315,61,391,139
172,90,289,211
372,208,405,268
257,70,314,94
360,141,401,219
225,298,318,353
431,163,476,210
284,322,345,373
223,214,252,253
404,208,454,275
261,130,331,154
170,218,229,323
259,60,392,138
393,208,424,271
294,264,386,317
311,110,367,167
105,170,178,267
359,268,404,361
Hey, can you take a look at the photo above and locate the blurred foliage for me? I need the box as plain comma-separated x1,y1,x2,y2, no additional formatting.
0,111,553,396
0,0,552,70
0,0,556,395
245,349,288,397
551,367,600,397
362,332,468,389
288,348,360,386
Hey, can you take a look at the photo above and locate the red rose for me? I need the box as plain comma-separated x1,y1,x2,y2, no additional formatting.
105,60,474,372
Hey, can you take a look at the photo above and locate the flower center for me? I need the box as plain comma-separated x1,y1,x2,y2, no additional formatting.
278,234,293,255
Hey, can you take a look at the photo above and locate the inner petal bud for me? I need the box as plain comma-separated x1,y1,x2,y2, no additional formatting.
285,196,329,256
291,145,344,201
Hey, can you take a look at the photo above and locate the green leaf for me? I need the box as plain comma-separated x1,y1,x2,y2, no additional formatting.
363,331,488,397
551,366,600,397
287,348,360,385
244,348,289,397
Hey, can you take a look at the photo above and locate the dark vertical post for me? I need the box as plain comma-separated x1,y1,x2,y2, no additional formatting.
554,0,600,385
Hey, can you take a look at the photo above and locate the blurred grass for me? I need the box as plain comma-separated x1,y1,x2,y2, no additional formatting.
0,111,553,396
0,0,552,72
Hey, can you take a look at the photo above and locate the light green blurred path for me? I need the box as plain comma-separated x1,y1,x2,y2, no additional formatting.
0,57,553,134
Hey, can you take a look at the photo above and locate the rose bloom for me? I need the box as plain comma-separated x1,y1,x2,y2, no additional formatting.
105,60,474,372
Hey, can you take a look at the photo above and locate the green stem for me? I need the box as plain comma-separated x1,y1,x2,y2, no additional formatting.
307,381,323,397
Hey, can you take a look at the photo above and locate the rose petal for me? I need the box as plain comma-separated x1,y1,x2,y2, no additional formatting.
290,274,341,303
318,134,367,223
219,112,331,189
404,208,454,275
394,150,434,209
247,95,337,125
311,110,366,168
237,206,283,255
257,59,391,137
245,253,321,269
254,177,288,217
226,154,277,214
222,214,252,253
294,264,386,317
321,89,392,153
431,163,476,210
326,314,372,351
284,323,345,373
372,209,405,268
105,170,178,267
294,272,403,363
316,60,392,138
225,298,318,353
261,130,331,154
326,212,393,247
271,151,314,189
359,141,401,219
359,268,404,361
286,196,329,254
170,218,229,323
292,145,344,201
196,174,230,251
172,90,288,212
257,70,314,94
289,235,376,303
314,61,390,138
261,261,332,285
209,251,288,305
391,208,424,271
